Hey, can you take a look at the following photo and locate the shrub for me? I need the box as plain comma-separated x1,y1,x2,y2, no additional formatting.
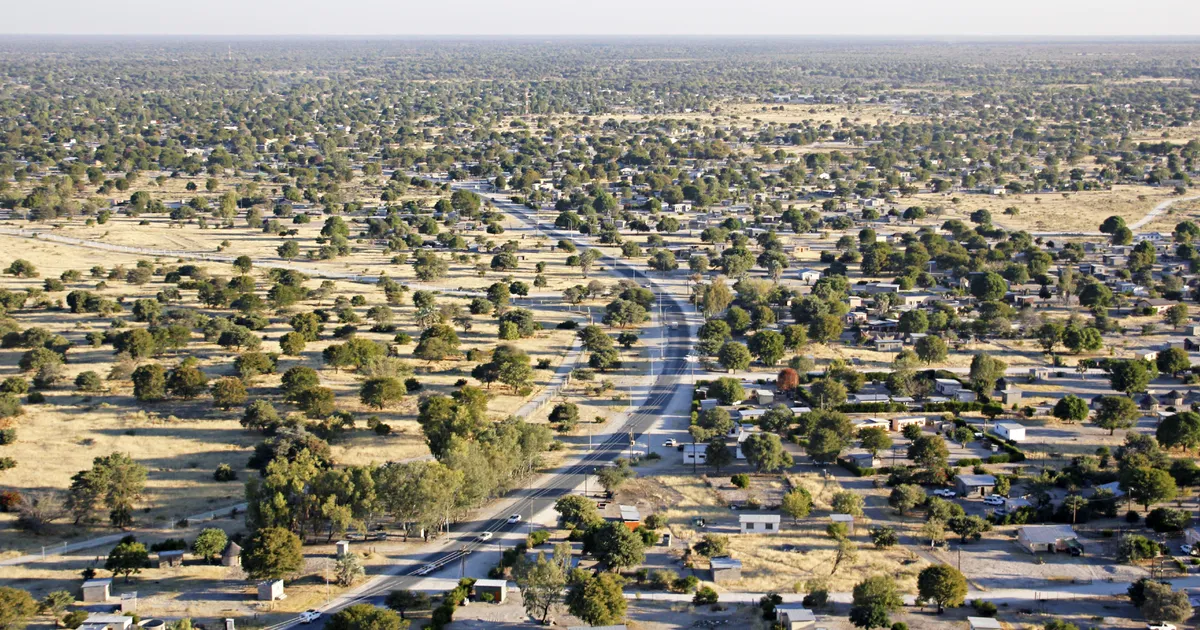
731,473,750,489
526,530,550,547
213,463,237,482
1126,510,1141,524
971,599,997,617
693,586,719,605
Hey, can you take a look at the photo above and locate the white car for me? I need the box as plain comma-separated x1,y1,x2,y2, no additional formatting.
1182,544,1196,556
663,439,678,447
414,564,436,576
1146,623,1177,630
299,610,321,624
983,495,1005,506
932,489,957,498
506,514,522,524
477,531,494,541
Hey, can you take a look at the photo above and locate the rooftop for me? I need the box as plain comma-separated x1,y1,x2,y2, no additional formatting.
1019,524,1078,545
710,556,742,570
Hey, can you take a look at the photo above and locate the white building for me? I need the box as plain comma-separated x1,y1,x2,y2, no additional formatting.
994,422,1027,442
739,513,782,534
682,443,707,464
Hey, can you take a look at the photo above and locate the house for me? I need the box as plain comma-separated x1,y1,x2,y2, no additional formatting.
891,416,926,432
753,389,775,405
1136,298,1175,314
872,337,903,352
79,616,133,630
854,417,890,431
335,541,351,558
829,513,855,535
1003,497,1034,514
1184,528,1200,547
473,578,508,604
934,379,962,396
994,422,1027,443
221,542,242,567
710,556,742,582
968,617,1003,630
1137,394,1160,413
257,579,285,601
1159,390,1186,409
682,443,707,464
1092,481,1125,498
797,269,822,285
156,550,185,568
739,513,782,534
618,505,641,530
955,474,997,497
775,606,818,629
81,578,112,603
954,390,978,403
999,388,1023,405
849,393,891,404
1017,524,1081,554
844,451,881,469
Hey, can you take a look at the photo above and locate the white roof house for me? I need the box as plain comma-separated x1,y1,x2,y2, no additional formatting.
994,422,1027,442
968,617,1003,630
775,605,818,629
1017,524,1080,554
80,616,133,630
739,513,782,534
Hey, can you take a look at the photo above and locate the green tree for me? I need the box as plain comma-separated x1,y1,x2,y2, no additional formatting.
1158,411,1200,452
1053,395,1089,423
806,428,846,464
324,604,408,630
514,552,567,624
105,537,149,582
1094,395,1140,435
192,528,229,563
849,575,903,629
1157,347,1191,378
915,335,948,364
360,377,407,409
916,564,968,613
968,353,1007,395
211,377,248,409
566,572,627,626
832,491,865,517
717,341,752,371
888,484,926,516
0,587,37,630
131,364,167,401
810,378,847,409
781,488,813,523
748,330,786,367
1109,360,1150,394
908,434,950,469
1124,466,1178,510
742,433,793,472
1139,580,1193,624
242,527,304,580
859,427,892,457
705,439,734,474
969,272,1008,302
707,377,745,405
67,452,147,528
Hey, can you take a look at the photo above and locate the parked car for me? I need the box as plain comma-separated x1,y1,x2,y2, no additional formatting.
663,439,678,447
299,610,321,624
932,489,957,498
1146,623,1177,630
414,564,436,576
477,532,493,541
506,514,522,524
983,495,1005,506
1182,544,1196,556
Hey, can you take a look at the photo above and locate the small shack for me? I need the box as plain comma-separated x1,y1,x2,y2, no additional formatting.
999,388,1023,405
829,513,855,535
119,592,137,613
618,505,641,531
890,416,925,433
994,422,1027,442
156,550,184,569
257,579,285,601
473,578,508,604
775,606,818,629
710,556,742,583
968,617,1003,630
681,443,707,464
1017,525,1081,554
81,578,112,603
753,389,775,405
221,542,242,567
335,541,350,558
738,513,781,534
955,474,997,497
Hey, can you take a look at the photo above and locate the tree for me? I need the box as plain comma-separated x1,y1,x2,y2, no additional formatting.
0,587,37,630
37,590,74,617
1157,347,1191,378
777,368,800,396
384,590,431,620
210,377,248,409
242,527,304,580
859,427,892,457
1158,412,1200,452
335,553,365,587
1094,396,1140,435
1124,466,1178,510
919,519,947,549
1140,580,1192,624
707,377,745,405
748,330,786,366
67,452,147,528
849,575,903,630
1053,395,1089,423
514,552,567,624
917,564,968,613
360,377,407,409
741,433,793,472
555,495,601,529
1035,322,1064,353
704,439,734,474
947,515,991,543
969,272,1008,302
888,484,926,515
193,528,228,563
324,604,407,630
831,491,864,517
809,378,847,409
908,434,950,469
1109,360,1150,394
242,399,280,432
717,341,752,371
806,428,846,464
915,335,948,364
968,353,1007,395
105,537,149,582
566,572,626,626
808,314,844,344
131,364,167,402
781,488,813,523
1166,303,1190,330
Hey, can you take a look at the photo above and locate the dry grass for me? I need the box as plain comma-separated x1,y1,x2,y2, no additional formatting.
915,185,1179,234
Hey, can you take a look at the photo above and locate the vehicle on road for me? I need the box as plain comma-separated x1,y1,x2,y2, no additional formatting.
299,610,321,624
414,564,436,576
1183,544,1197,556
983,495,1005,506
506,514,522,524
1146,623,1177,630
663,439,677,447
932,489,957,498
477,532,493,541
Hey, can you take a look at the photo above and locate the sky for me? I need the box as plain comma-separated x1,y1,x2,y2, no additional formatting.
4,0,1199,37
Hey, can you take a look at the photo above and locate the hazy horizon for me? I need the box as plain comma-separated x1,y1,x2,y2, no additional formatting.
3,0,1199,38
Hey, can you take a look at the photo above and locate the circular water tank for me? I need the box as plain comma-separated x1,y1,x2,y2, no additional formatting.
139,620,166,630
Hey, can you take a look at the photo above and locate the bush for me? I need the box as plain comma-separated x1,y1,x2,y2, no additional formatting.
213,463,237,482
673,575,699,593
62,611,89,629
650,569,677,590
693,585,719,605
1146,507,1192,533
971,599,998,617
526,530,550,547
731,474,750,489
0,428,15,445
1126,510,1141,524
